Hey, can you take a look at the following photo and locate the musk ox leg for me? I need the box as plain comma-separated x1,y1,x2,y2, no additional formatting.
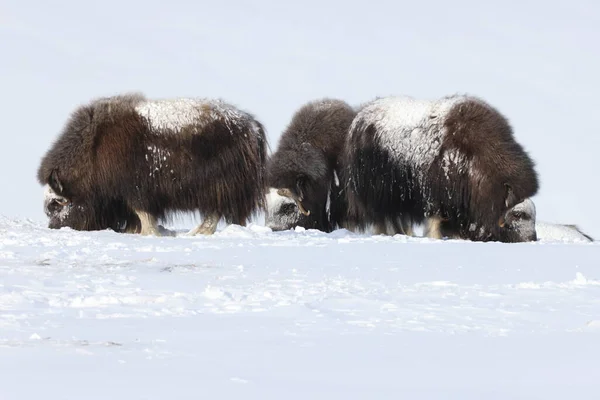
124,223,140,234
374,216,414,237
424,216,443,240
403,223,414,236
134,210,161,236
395,215,414,236
189,212,221,236
373,221,387,235
232,213,248,227
341,220,358,233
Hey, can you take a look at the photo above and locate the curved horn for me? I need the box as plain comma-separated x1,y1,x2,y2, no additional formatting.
44,185,70,207
56,197,69,206
277,188,311,216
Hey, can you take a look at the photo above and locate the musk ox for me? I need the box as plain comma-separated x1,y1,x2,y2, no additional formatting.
265,98,356,232
343,94,540,242
38,92,268,236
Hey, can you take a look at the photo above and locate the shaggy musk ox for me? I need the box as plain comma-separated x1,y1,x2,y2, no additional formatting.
38,92,268,235
343,94,540,242
265,98,356,232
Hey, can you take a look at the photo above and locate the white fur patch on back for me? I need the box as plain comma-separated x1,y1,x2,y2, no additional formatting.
351,95,468,171
136,98,262,178
135,98,259,135
308,99,344,113
135,98,203,132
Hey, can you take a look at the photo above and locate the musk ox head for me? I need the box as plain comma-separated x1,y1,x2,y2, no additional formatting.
42,168,92,231
440,184,538,243
43,181,139,234
44,185,86,230
497,197,537,242
265,188,305,231
265,142,330,230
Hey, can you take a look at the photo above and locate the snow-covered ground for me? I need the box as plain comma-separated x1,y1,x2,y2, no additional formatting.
1,216,599,399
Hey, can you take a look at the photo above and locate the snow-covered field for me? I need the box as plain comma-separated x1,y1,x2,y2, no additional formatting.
1,216,598,399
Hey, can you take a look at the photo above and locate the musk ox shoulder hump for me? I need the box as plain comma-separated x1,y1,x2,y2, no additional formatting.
350,94,507,170
350,95,468,168
134,98,261,135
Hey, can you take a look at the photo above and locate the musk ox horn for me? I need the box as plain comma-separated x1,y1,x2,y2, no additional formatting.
277,188,311,216
44,185,69,206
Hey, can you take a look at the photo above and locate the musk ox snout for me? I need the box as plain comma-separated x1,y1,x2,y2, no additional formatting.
277,188,310,216
44,185,71,218
265,188,302,231
499,198,537,242
43,185,87,230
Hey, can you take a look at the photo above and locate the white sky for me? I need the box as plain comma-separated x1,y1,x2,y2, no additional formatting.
1,0,598,237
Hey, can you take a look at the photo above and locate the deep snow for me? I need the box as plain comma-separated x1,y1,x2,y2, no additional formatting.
1,216,598,399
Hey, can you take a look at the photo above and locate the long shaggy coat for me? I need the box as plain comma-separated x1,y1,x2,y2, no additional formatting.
38,92,268,235
343,94,539,242
265,98,356,232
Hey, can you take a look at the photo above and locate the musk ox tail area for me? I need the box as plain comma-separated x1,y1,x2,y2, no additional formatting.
343,94,539,242
37,92,268,235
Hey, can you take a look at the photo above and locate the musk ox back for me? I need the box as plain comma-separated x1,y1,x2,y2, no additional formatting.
38,92,268,235
343,94,539,242
265,98,356,232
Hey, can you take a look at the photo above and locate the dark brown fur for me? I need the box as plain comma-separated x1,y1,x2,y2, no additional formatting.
266,98,356,232
38,93,268,233
343,95,539,242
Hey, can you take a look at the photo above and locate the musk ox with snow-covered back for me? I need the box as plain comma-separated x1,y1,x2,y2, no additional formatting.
265,98,356,232
38,92,268,236
343,94,540,242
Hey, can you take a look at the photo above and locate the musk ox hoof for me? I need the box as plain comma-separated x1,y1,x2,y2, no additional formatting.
135,210,162,236
188,213,220,236
140,227,161,236
139,224,162,236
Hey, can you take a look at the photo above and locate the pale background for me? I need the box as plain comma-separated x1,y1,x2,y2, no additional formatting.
1,0,598,237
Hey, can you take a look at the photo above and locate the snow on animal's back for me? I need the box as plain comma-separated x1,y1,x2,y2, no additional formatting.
134,98,257,135
353,95,469,168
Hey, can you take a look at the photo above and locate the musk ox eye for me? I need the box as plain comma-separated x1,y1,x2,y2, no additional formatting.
279,203,297,215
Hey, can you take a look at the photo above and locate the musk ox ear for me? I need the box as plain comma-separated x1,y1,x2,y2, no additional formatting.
504,183,517,208
49,169,64,196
